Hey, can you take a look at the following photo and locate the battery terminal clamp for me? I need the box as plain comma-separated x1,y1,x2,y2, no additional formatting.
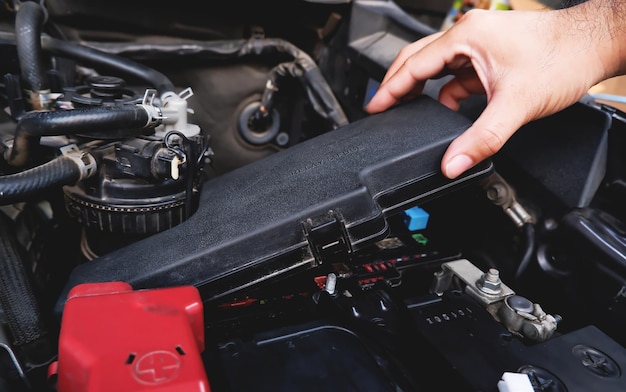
481,171,533,228
431,259,559,342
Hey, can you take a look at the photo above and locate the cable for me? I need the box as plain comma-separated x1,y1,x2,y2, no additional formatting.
514,222,536,281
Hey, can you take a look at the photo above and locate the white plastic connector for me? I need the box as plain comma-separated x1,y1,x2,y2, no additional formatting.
155,88,201,138
170,155,186,180
497,372,533,392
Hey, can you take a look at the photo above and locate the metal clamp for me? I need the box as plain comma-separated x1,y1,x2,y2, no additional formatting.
431,259,559,342
60,144,97,181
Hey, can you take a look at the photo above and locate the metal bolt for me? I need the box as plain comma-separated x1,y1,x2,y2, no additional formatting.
324,273,337,296
485,269,500,282
477,268,502,295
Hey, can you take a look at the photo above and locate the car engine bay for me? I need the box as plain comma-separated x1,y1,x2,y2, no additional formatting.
0,0,625,391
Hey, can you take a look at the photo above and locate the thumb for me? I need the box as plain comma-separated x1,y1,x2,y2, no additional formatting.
441,97,526,179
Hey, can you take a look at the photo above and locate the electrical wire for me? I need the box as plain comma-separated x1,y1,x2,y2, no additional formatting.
514,222,536,281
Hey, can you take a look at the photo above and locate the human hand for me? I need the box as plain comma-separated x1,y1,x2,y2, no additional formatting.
365,4,621,179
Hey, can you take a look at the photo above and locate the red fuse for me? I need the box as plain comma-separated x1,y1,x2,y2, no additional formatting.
49,282,210,392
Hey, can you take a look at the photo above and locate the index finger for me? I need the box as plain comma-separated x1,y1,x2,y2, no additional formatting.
381,32,444,85
367,31,461,113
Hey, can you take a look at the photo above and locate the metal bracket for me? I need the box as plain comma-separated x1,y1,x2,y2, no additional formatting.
303,210,352,265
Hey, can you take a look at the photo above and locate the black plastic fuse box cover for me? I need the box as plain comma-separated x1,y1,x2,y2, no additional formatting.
56,95,493,311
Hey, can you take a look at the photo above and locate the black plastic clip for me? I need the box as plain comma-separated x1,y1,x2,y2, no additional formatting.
303,210,352,265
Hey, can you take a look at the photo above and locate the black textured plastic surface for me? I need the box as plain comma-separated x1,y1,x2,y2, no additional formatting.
346,0,436,81
56,95,492,313
211,322,416,392
407,291,626,391
499,101,611,209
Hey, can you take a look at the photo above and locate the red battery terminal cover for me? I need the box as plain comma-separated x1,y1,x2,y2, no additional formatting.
48,282,210,391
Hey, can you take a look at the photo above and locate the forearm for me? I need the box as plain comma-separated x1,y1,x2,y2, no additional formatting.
605,0,626,76
558,0,626,80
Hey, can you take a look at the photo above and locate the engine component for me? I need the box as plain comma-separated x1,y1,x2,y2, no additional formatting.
496,295,561,342
431,259,559,341
238,100,281,146
55,96,494,313
2,1,626,390
407,289,626,391
0,145,96,206
481,171,533,229
50,86,210,256
1,101,162,168
155,88,201,138
48,282,209,392
58,75,140,110
63,131,209,234
62,127,210,259
0,212,54,389
431,259,516,306
15,1,51,111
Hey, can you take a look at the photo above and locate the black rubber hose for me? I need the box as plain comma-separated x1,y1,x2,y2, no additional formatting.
15,1,49,94
0,156,82,206
0,212,49,353
5,104,152,167
41,37,175,94
80,38,349,128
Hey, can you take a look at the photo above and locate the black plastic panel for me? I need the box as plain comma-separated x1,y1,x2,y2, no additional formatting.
498,101,612,209
346,0,436,81
56,95,493,314
209,322,417,392
407,291,626,391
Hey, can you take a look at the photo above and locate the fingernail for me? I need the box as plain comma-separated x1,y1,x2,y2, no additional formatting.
444,154,473,179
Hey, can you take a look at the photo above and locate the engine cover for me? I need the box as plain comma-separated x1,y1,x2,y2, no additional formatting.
55,95,493,315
